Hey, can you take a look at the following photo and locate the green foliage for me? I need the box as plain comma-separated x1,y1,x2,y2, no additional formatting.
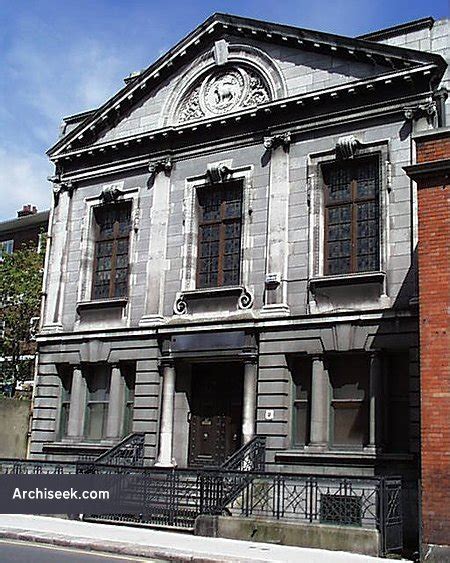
0,242,44,391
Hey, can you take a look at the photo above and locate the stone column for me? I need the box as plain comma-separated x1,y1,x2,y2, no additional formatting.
140,162,172,325
309,355,329,448
369,352,382,449
66,366,86,439
155,359,176,467
242,359,258,444
105,364,125,440
262,135,290,315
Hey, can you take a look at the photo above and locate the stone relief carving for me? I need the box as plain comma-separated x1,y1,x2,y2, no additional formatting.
99,185,124,204
206,162,231,184
335,135,361,159
178,66,271,124
403,101,437,124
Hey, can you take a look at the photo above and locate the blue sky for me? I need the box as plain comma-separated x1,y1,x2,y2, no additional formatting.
0,0,448,220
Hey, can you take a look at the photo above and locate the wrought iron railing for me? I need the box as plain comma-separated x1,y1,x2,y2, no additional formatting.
221,436,266,472
94,433,145,466
0,457,403,555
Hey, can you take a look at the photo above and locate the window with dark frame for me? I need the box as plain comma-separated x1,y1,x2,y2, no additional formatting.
328,354,369,448
58,367,72,439
291,357,312,446
385,352,410,452
92,203,132,300
122,366,136,437
84,365,110,441
197,183,243,289
322,157,380,276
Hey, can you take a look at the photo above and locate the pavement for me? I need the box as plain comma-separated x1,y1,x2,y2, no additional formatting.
0,514,392,562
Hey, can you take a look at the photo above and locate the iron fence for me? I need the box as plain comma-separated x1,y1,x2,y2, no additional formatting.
0,458,402,555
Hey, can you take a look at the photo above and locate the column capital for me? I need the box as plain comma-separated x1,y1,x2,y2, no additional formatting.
243,355,258,365
158,357,175,371
311,353,324,361
263,132,291,151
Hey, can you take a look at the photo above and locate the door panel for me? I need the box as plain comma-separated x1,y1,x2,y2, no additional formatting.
188,364,243,467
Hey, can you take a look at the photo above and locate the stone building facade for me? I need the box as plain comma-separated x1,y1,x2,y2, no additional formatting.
30,14,448,549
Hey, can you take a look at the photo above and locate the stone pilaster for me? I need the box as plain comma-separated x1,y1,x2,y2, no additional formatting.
42,182,73,332
140,160,172,325
262,134,290,315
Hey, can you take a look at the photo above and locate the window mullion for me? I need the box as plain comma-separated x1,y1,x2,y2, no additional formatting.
110,222,119,298
351,179,357,273
218,220,225,287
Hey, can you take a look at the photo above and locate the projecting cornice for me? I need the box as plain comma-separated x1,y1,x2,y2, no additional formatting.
47,12,446,160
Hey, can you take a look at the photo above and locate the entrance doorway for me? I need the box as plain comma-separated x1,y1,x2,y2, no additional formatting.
188,363,243,467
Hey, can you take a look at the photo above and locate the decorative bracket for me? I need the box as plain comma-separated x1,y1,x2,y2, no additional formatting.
206,162,231,183
49,176,75,206
335,135,361,159
263,132,291,151
173,294,187,315
148,157,172,184
237,287,254,310
403,101,437,123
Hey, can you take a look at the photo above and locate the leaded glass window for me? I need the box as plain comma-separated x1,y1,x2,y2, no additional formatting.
323,158,380,275
92,203,131,300
197,183,243,288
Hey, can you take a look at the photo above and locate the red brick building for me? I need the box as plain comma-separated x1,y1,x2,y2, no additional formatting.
405,127,450,562
0,205,49,260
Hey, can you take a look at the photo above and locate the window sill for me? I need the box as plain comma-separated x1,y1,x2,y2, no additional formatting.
174,285,253,315
309,271,386,291
76,298,128,312
308,272,389,314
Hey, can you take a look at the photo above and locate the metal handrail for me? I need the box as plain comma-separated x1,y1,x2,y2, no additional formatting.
94,432,145,466
221,435,266,471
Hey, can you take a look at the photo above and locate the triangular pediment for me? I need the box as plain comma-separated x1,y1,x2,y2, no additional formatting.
48,13,445,158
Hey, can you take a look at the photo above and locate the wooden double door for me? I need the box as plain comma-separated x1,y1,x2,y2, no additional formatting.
188,363,243,468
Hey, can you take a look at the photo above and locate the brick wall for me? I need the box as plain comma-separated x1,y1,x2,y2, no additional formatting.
417,137,450,163
414,132,450,549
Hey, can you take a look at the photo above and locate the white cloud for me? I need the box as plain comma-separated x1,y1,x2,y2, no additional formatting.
0,147,52,220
